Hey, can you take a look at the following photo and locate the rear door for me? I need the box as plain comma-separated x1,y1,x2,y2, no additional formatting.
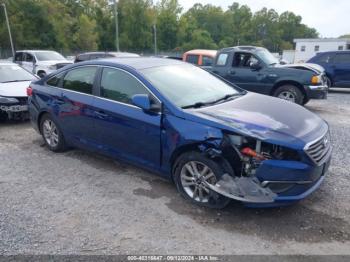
92,67,162,169
332,52,350,87
58,66,99,145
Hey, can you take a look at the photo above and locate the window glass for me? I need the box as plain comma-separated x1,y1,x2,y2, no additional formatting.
14,52,23,62
233,53,258,68
317,53,331,63
301,46,306,52
63,67,97,94
25,53,34,62
141,64,240,108
47,73,64,87
314,45,319,52
34,51,65,61
216,53,228,66
334,53,350,63
202,56,214,66
185,54,199,65
338,46,344,51
100,68,149,104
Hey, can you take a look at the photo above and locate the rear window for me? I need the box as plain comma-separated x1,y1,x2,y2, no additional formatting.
216,53,228,66
185,54,199,65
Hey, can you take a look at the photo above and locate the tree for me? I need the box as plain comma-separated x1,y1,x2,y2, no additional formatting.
73,14,98,51
156,0,182,51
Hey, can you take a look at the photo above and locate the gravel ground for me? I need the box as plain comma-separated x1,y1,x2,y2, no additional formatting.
0,89,350,255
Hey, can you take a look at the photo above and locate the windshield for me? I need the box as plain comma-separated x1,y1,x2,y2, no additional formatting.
0,64,35,83
255,49,279,65
141,64,240,108
34,51,66,61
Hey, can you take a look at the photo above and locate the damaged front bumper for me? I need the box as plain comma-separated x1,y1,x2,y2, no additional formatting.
206,157,331,208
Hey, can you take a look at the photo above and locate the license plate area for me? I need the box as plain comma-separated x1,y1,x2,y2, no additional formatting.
0,105,28,112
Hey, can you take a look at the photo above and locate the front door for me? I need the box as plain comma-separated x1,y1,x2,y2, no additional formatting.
332,52,350,87
225,52,271,94
92,67,161,169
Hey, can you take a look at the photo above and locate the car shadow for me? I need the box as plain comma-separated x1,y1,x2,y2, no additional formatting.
61,148,350,244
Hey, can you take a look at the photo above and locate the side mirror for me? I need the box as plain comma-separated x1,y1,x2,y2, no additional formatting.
132,94,151,111
250,61,262,71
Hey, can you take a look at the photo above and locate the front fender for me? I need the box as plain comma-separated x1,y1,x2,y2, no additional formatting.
160,114,223,176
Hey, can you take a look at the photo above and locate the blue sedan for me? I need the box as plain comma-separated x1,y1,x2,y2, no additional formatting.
27,58,332,208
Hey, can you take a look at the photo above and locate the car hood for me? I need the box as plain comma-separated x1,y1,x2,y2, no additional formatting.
279,63,325,74
0,81,32,97
184,93,328,149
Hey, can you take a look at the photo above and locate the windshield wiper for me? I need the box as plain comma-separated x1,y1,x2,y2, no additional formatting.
1,80,31,83
182,93,242,109
209,93,242,105
182,102,209,109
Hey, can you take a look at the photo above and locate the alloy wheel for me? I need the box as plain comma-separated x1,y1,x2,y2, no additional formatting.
42,119,59,147
180,161,217,203
277,91,296,102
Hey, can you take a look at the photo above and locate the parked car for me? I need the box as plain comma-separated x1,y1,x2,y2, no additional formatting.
0,63,38,121
307,51,350,88
183,49,217,66
74,51,140,63
28,58,331,208
14,50,72,78
209,46,328,105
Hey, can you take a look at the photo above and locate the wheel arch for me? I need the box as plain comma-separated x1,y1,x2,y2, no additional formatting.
270,80,307,103
37,110,50,134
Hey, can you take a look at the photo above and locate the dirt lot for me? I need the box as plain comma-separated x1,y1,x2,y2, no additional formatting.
0,89,350,255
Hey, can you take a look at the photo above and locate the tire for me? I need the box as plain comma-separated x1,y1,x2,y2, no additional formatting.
325,76,332,88
40,114,67,152
173,151,231,209
273,85,304,105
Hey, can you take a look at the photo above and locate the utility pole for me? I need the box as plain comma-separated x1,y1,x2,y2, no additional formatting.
1,3,15,57
153,24,157,55
113,0,119,52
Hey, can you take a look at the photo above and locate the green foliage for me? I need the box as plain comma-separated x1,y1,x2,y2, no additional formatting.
0,0,319,55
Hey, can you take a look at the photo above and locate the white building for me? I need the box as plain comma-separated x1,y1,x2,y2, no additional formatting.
292,38,350,63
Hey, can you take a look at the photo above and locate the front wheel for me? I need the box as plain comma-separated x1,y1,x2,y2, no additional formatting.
325,76,332,88
173,151,231,209
273,85,304,105
40,114,67,152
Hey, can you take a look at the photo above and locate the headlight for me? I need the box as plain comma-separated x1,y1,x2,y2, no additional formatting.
48,65,57,70
311,75,321,85
0,96,19,104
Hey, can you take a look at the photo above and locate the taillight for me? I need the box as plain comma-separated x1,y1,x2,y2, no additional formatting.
26,86,33,97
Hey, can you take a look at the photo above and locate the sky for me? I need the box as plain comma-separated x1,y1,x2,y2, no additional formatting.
177,0,349,38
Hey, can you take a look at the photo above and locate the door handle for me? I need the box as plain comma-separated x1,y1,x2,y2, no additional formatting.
95,110,108,119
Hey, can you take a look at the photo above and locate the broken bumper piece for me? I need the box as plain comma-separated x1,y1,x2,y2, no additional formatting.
204,174,277,203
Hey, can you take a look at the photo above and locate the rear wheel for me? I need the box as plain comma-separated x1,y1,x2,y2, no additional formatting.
173,151,231,209
273,85,304,105
40,114,67,152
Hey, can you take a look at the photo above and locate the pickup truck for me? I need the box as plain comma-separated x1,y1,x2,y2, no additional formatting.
207,46,328,105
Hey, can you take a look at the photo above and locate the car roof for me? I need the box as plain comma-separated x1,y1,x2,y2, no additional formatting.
184,49,217,57
79,57,185,70
16,50,58,53
219,46,266,53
